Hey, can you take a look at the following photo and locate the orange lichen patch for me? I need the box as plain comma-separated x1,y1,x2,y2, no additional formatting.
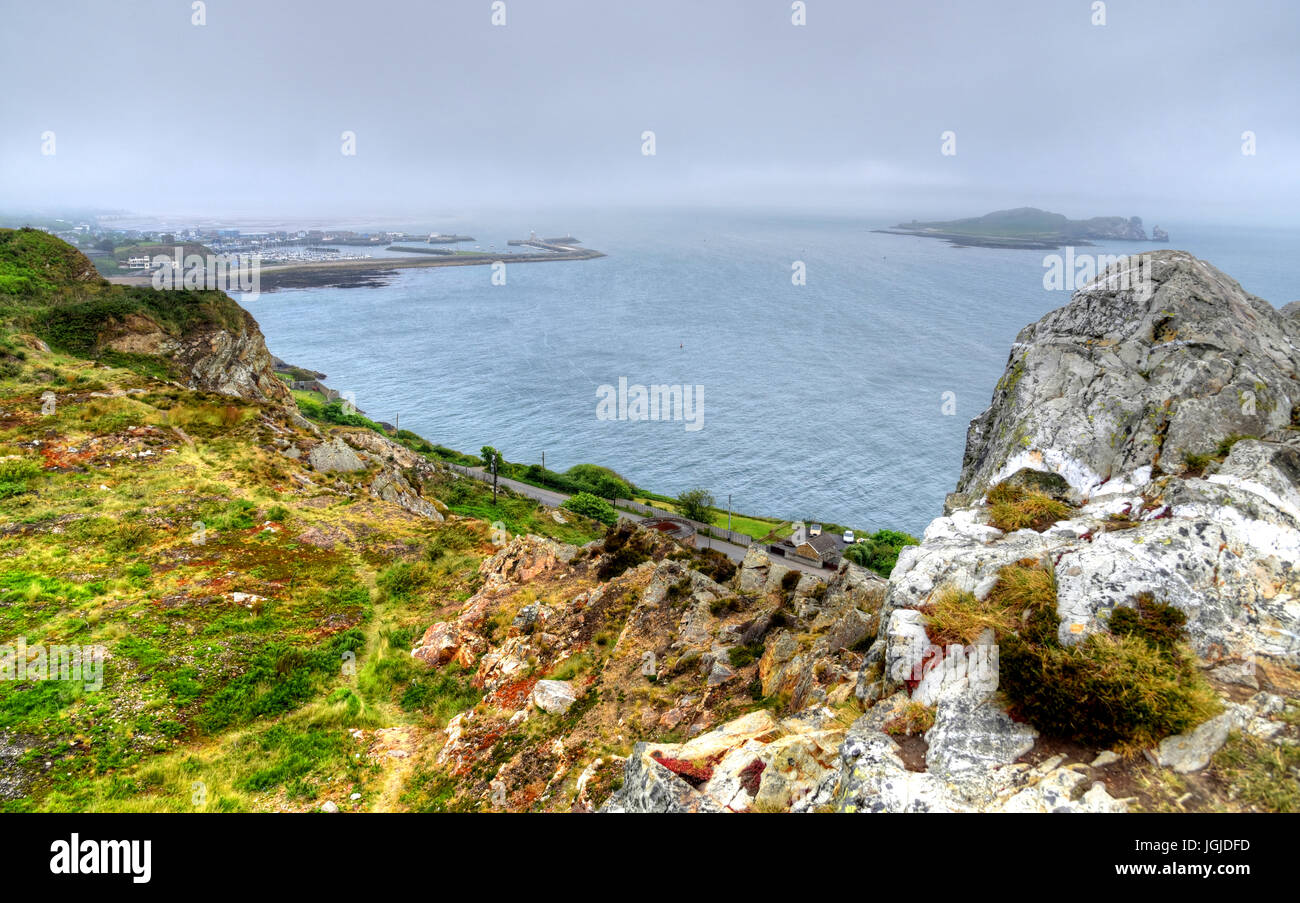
514,781,545,809
487,677,537,711
38,443,96,470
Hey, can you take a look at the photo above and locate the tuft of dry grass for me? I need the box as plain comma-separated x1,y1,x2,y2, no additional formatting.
924,561,1058,648
986,482,1073,532
924,586,1020,647
883,701,936,737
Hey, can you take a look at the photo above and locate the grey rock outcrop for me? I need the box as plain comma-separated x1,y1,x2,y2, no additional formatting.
813,252,1300,813
796,714,1129,814
308,437,367,474
879,251,1300,664
924,681,1038,789
1155,711,1235,773
600,744,727,813
369,468,443,521
957,250,1300,498
304,429,445,521
104,309,293,406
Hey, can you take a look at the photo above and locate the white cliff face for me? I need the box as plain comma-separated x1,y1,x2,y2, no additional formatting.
870,438,1300,670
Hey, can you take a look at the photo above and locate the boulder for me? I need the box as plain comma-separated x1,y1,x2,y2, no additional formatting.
605,710,844,813
530,680,578,715
308,437,366,474
1155,712,1235,774
924,681,1038,795
369,468,443,520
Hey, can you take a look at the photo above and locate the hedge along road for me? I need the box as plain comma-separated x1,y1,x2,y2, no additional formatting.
449,464,831,574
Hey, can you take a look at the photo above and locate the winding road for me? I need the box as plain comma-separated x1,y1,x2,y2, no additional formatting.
451,465,831,575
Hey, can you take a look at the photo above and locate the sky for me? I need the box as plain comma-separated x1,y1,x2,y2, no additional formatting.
1,0,1297,225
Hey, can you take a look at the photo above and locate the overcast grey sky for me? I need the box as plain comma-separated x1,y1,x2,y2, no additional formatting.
2,0,1297,224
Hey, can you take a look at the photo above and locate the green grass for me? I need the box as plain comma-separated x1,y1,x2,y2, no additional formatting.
630,496,792,541
1211,731,1300,812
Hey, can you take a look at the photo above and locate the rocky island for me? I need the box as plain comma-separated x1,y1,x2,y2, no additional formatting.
878,206,1171,249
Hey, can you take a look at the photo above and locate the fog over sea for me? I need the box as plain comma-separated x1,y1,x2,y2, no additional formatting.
240,209,1300,536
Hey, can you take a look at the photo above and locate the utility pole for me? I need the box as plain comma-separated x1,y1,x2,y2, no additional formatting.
728,494,732,532
395,412,399,434
491,452,499,504
541,451,545,472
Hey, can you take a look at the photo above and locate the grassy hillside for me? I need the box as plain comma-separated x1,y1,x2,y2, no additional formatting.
1,228,246,376
0,230,609,811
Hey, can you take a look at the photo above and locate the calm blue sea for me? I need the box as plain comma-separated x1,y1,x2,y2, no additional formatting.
240,210,1300,536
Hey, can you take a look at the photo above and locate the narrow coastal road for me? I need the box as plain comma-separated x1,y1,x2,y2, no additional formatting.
450,465,830,575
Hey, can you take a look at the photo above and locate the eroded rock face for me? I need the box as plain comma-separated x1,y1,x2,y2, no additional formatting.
411,595,490,668
413,535,581,671
106,308,293,406
304,430,446,520
602,710,845,813
175,312,295,405
479,535,578,590
957,250,1300,499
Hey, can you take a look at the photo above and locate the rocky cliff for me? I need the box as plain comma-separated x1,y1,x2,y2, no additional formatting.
602,251,1300,813
1,229,291,407
955,250,1300,499
102,306,293,406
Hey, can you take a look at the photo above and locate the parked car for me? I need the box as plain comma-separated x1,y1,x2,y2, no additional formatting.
809,524,822,537
842,530,855,544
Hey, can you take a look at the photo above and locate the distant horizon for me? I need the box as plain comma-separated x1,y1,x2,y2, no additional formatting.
3,202,1286,233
